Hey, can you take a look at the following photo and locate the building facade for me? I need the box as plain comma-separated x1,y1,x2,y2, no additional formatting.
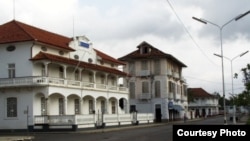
187,88,219,119
0,20,155,131
118,41,188,122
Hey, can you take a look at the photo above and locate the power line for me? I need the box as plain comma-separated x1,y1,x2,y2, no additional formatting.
165,0,218,66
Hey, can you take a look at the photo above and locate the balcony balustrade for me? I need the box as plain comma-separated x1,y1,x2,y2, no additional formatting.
0,76,128,93
139,93,151,100
34,113,154,126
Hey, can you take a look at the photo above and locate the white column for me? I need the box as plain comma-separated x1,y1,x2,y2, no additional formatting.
78,68,82,81
105,73,108,85
43,62,49,77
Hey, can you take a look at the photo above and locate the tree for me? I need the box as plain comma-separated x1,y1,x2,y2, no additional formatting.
213,92,230,110
240,63,250,106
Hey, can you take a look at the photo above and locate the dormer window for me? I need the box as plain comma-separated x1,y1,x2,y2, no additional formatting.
140,46,150,54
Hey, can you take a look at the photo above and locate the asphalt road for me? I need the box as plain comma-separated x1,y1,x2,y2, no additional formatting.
0,115,248,141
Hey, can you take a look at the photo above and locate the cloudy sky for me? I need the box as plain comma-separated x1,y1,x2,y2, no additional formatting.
1,0,250,98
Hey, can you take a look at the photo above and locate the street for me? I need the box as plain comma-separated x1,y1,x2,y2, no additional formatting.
0,115,246,141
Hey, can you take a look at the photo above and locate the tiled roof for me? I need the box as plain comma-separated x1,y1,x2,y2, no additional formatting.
30,52,128,76
0,20,125,65
94,49,125,65
0,20,74,51
118,41,187,67
188,88,216,98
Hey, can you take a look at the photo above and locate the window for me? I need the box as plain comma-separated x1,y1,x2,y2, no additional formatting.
154,60,160,75
74,55,79,60
141,60,148,70
59,67,64,78
142,81,149,94
129,62,135,76
177,84,181,94
129,82,135,99
111,77,116,86
59,50,64,55
130,105,136,113
59,98,64,115
111,101,116,114
155,81,161,98
7,97,17,117
75,70,79,80
6,45,16,52
101,75,105,84
41,46,47,51
41,97,47,115
41,65,46,76
88,58,93,63
8,63,15,78
74,99,80,114
183,85,188,96
89,73,93,83
89,100,94,114
101,100,105,113
141,46,150,54
168,81,176,98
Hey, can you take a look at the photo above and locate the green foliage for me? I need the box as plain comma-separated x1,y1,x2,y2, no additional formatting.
247,116,250,125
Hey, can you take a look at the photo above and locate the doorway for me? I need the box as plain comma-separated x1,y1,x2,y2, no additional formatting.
155,104,162,122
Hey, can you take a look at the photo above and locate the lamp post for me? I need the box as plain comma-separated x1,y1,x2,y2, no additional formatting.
214,50,249,124
192,10,250,125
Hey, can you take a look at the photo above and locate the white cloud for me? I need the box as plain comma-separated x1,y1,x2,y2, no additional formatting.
1,0,250,98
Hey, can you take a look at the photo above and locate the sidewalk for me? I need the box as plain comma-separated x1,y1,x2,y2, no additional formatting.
0,115,249,140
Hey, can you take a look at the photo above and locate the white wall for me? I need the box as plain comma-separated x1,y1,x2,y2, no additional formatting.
0,42,34,78
0,88,33,129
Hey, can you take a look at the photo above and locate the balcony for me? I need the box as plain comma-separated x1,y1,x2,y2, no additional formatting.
166,70,172,76
173,72,179,79
0,76,128,93
139,93,151,100
137,70,150,77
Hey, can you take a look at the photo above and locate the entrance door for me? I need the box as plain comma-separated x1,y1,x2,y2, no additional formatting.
155,104,162,122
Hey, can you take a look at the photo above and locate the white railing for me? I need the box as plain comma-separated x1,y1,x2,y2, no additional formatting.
168,92,174,99
0,76,128,93
140,93,151,99
137,70,150,77
34,113,154,126
75,114,95,124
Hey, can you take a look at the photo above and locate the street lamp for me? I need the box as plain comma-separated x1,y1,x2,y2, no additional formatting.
214,50,249,124
192,10,250,125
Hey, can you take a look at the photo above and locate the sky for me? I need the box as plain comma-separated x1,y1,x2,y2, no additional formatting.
1,0,250,98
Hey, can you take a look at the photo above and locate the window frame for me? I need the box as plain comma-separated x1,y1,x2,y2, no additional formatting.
6,97,18,118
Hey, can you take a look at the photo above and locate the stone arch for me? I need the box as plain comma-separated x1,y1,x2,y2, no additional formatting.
34,92,46,115
96,96,107,114
109,97,118,114
48,93,65,115
67,94,81,115
82,95,95,114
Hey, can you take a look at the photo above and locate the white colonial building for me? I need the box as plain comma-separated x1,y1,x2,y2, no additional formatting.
118,41,188,122
187,88,219,119
0,20,153,131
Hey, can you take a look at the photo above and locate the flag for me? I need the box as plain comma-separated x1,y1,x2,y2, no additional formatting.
79,41,89,48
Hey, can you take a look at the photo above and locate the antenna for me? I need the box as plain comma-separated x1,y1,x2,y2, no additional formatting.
13,0,16,19
73,16,75,38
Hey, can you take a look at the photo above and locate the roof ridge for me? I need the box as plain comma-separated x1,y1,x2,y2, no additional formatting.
13,20,35,40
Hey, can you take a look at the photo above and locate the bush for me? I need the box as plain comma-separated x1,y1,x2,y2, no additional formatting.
246,115,250,125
